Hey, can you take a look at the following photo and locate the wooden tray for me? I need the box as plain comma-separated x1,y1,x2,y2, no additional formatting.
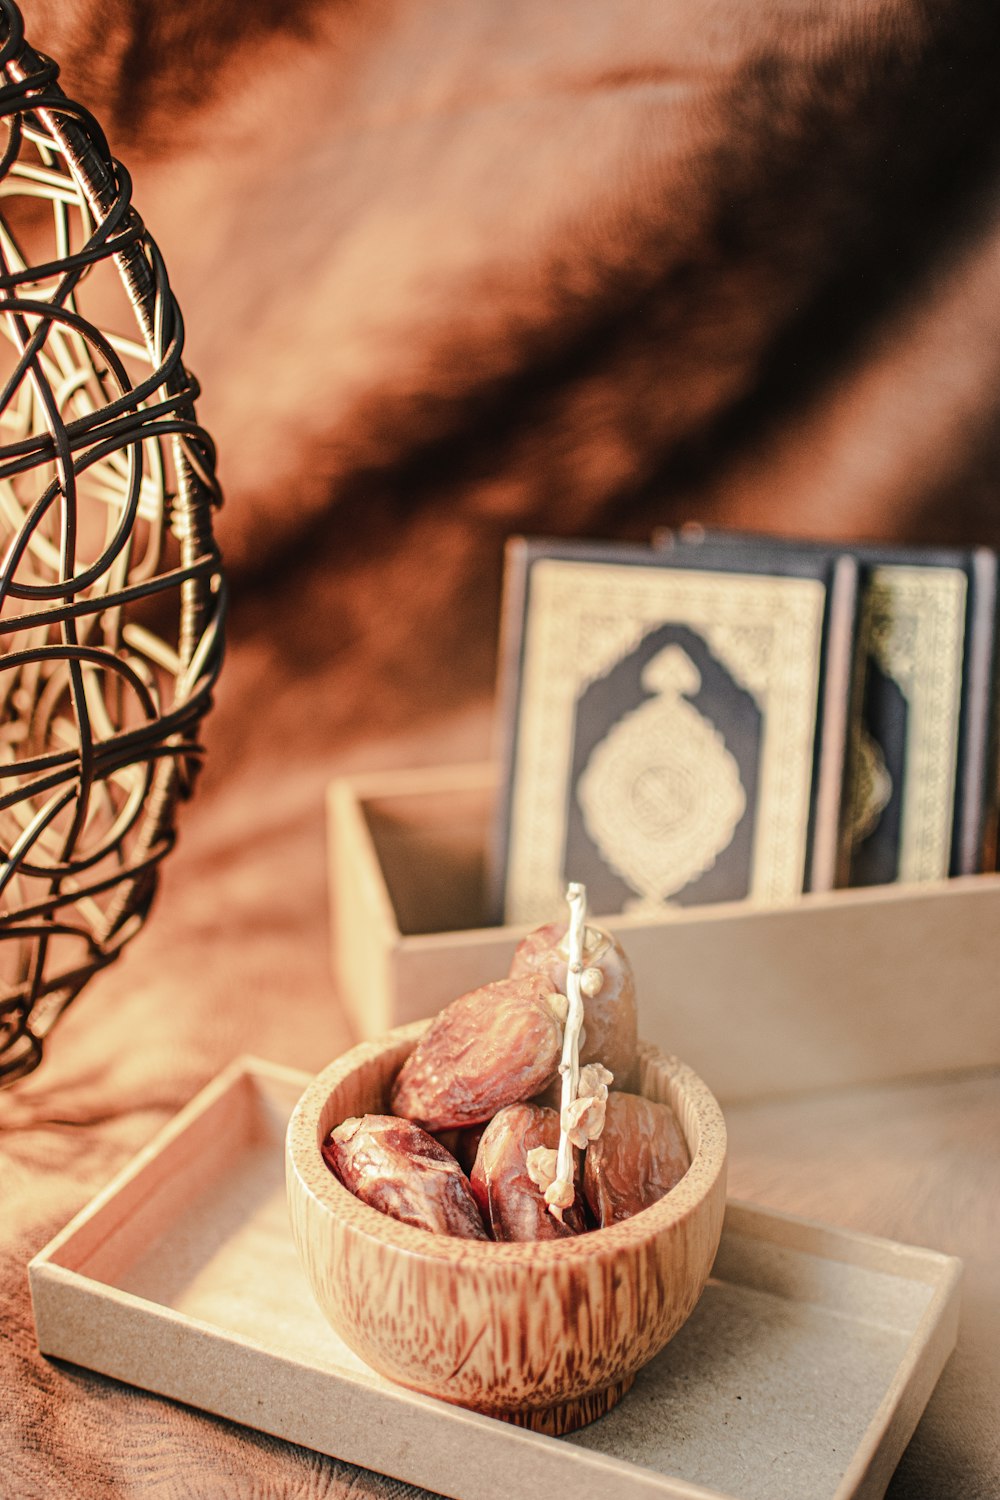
327,762,1000,1102
30,1059,962,1500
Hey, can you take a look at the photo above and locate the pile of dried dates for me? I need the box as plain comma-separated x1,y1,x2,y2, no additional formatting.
322,919,691,1241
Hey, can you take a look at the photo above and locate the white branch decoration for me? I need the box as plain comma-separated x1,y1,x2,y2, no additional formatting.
545,882,591,1222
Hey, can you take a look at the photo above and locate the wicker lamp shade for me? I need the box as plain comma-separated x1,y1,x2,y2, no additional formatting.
0,1,224,1085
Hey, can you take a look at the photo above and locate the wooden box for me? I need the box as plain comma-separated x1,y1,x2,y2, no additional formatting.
30,1058,962,1500
327,763,1000,1103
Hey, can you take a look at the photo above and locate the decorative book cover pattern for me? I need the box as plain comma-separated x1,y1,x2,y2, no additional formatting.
848,565,966,885
661,529,999,887
503,559,827,923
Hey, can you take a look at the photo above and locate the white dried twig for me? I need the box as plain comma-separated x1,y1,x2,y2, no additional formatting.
526,1145,558,1193
545,882,590,1222
562,1063,613,1148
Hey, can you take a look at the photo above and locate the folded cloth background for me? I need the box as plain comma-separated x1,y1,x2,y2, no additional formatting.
2,2,999,1496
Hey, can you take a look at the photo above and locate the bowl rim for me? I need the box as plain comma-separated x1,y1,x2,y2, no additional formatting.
286,1022,728,1265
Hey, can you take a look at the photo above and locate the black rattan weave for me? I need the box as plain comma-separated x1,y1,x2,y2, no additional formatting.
0,0,224,1084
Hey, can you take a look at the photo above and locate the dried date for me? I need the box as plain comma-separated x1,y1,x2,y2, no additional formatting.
389,975,565,1130
470,1103,587,1241
582,1092,690,1227
323,1114,488,1239
433,1123,486,1176
509,921,638,1088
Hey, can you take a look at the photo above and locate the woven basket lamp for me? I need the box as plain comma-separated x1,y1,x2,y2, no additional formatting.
0,1,224,1085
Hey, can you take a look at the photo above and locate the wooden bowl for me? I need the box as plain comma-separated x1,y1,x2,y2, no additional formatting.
286,1022,727,1436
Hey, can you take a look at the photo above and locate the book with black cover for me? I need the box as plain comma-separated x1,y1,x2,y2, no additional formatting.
492,537,860,924
662,529,1000,885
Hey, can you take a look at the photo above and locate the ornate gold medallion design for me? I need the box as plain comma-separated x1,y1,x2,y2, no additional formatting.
577,646,746,903
846,727,893,847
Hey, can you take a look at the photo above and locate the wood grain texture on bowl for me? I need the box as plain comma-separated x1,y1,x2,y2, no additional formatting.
286,1023,727,1434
